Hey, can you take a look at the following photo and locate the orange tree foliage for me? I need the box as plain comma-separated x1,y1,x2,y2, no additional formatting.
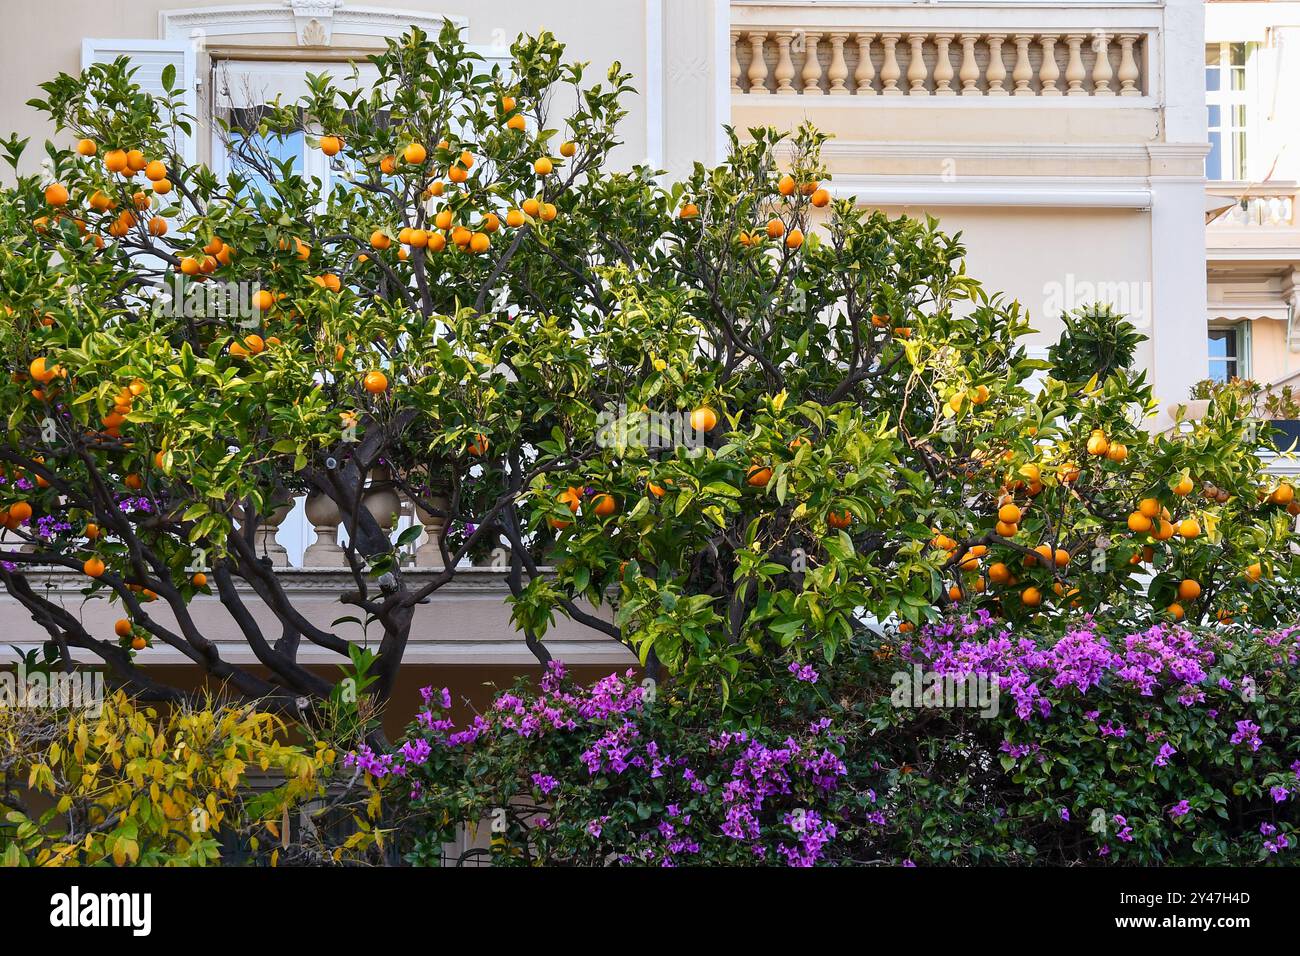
0,23,1295,712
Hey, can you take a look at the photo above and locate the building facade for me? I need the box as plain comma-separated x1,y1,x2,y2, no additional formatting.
6,1,1289,716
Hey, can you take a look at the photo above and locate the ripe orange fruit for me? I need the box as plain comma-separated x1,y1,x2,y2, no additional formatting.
104,149,128,173
1138,498,1160,519
76,138,97,156
801,180,820,196
9,501,33,523
1153,519,1175,541
466,434,489,456
114,618,133,637
522,198,541,217
995,520,1018,537
404,142,427,164
29,357,57,384
180,256,200,275
1173,475,1194,496
124,473,143,490
379,155,397,175
84,522,99,540
689,407,717,432
1166,602,1185,621
1270,482,1295,505
591,494,617,518
363,370,389,394
1178,518,1201,539
192,572,207,587
320,135,342,156
506,114,526,131
534,156,553,176
988,562,1011,584
369,230,391,250
1177,579,1201,601
506,209,525,228
777,174,796,196
828,510,853,530
679,203,699,219
131,635,147,651
1245,562,1263,583
1106,442,1128,462
83,556,106,578
785,229,804,249
482,213,500,233
745,464,772,487
126,150,146,172
997,503,1021,524
540,203,557,221
252,289,275,311
44,183,69,206
1127,512,1152,533
1054,549,1070,568
244,334,265,354
1021,586,1042,607
765,218,785,239
470,232,490,254
810,188,831,208
448,165,468,184
501,95,517,112
560,141,576,157
144,159,167,182
148,217,168,237
1086,431,1110,456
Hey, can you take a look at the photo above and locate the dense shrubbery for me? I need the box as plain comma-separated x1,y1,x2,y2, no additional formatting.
358,616,1300,866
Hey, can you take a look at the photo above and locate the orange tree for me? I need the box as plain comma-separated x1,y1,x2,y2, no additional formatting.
0,24,1295,715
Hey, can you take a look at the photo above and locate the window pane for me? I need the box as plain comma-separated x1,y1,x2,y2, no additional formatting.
1205,67,1220,92
1207,104,1221,127
1233,132,1248,178
1206,132,1223,179
1230,42,1247,66
1206,44,1221,67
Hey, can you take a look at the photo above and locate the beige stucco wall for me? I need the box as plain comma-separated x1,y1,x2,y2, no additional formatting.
0,0,653,178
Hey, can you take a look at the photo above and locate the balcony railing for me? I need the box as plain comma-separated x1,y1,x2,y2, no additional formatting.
729,2,1153,99
1207,183,1299,229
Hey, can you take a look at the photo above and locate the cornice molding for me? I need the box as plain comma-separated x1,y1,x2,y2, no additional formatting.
160,3,465,47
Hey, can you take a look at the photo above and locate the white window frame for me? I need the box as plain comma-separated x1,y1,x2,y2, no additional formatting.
1205,40,1259,182
1208,322,1251,383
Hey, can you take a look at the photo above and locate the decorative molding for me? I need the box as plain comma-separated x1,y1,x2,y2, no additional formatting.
823,173,1153,208
160,3,467,46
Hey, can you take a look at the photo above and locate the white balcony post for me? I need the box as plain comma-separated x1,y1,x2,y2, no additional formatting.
802,32,824,94
985,34,1008,96
880,33,902,95
906,33,929,95
774,32,796,94
1038,35,1061,95
854,32,876,95
746,32,769,94
959,34,981,95
1065,34,1087,96
933,34,955,96
828,33,850,94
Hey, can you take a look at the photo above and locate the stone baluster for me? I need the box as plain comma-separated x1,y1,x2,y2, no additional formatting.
985,35,1008,96
730,31,742,93
880,34,902,95
256,502,292,567
1011,34,1034,95
303,492,343,565
746,32,769,94
802,32,824,94
828,33,850,94
1091,31,1114,95
959,34,981,95
1117,34,1141,96
1038,35,1061,95
906,34,930,95
774,32,797,93
415,495,450,568
1064,34,1087,96
933,34,955,95
854,33,876,95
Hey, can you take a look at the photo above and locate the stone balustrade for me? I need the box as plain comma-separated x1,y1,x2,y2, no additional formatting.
730,29,1147,98
1207,184,1299,229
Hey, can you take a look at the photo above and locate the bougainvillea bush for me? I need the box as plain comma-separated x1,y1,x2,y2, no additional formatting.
352,615,1300,866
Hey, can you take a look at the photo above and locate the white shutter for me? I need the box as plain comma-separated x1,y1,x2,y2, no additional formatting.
81,39,197,166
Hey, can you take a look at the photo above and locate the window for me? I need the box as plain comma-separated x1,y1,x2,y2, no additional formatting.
1208,325,1250,383
1205,42,1255,181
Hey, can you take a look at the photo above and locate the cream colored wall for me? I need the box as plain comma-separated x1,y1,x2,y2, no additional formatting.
0,0,652,178
875,204,1155,364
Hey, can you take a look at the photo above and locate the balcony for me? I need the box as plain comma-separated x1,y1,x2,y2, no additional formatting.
1206,182,1300,267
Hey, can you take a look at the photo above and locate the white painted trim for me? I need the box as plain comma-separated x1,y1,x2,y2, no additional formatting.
712,0,731,164
160,4,466,43
828,174,1152,208
645,0,664,170
814,140,1154,163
